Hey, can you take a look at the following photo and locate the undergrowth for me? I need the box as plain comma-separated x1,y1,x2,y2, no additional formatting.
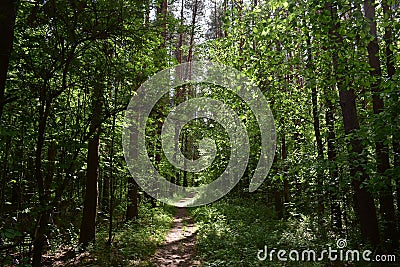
189,195,391,267
89,203,174,266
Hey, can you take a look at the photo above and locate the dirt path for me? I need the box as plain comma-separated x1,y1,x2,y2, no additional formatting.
152,207,200,267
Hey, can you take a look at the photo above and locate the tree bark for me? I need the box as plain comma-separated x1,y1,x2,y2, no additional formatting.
237,0,244,63
364,0,397,248
79,85,102,247
32,93,52,267
339,89,380,246
325,95,342,231
32,211,51,267
157,0,168,49
382,0,400,224
0,0,18,120
274,188,283,219
187,0,198,62
102,171,109,212
126,178,138,220
307,36,324,220
126,126,138,221
282,135,289,204
382,0,400,221
328,3,379,246
177,0,184,64
183,133,188,188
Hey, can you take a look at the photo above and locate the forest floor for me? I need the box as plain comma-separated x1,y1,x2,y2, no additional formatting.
151,207,200,267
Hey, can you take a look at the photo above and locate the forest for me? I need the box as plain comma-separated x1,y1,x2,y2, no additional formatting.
0,0,399,266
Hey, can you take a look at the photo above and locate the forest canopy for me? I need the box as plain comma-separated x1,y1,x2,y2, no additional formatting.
0,0,399,266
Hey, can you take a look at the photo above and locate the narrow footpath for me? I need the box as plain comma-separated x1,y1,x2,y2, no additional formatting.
152,207,199,267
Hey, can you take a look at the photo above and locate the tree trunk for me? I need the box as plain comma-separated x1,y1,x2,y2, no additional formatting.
157,0,168,48
237,0,244,63
274,187,283,219
79,85,102,247
32,95,52,267
107,85,117,245
382,0,400,224
339,90,380,246
126,126,138,221
32,211,51,267
126,176,138,220
0,0,18,120
322,5,342,231
328,2,379,246
364,0,397,248
45,142,56,196
187,0,198,62
326,95,342,231
281,135,289,204
102,172,109,212
308,36,324,220
177,0,184,64
1,136,11,211
183,133,188,188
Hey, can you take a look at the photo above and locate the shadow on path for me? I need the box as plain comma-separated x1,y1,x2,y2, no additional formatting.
152,206,199,267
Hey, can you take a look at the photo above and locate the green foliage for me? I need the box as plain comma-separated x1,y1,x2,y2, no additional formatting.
1,0,400,264
190,197,326,266
190,195,391,266
90,204,174,266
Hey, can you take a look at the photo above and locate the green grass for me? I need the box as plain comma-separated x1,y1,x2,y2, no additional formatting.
91,203,175,266
189,195,378,267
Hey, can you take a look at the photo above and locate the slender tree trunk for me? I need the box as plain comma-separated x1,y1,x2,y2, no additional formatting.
145,115,162,208
32,211,50,267
382,0,400,222
158,0,168,49
213,0,218,39
274,188,283,219
282,135,289,204
187,0,198,62
222,0,228,37
324,0,343,234
0,0,18,120
79,85,102,247
177,0,184,64
32,93,52,267
382,1,395,80
237,0,244,63
108,86,117,244
272,145,283,219
327,2,379,246
364,0,397,248
307,36,324,220
312,86,325,220
31,42,77,256
325,95,343,231
102,172,109,212
174,0,185,189
317,11,343,229
339,90,380,245
1,136,11,211
183,133,188,187
126,180,138,220
126,125,138,221
45,142,56,194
